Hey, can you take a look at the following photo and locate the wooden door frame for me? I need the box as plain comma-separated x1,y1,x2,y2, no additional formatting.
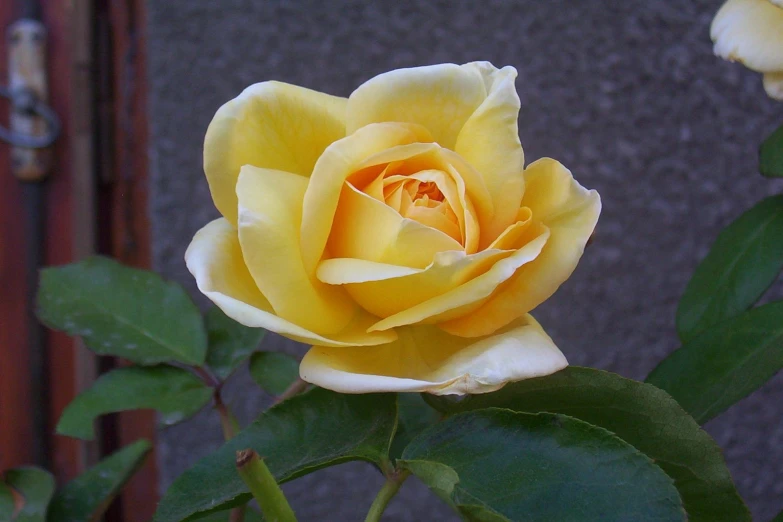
0,1,157,520
100,1,159,519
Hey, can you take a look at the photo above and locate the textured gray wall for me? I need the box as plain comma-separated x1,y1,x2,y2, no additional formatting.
147,1,783,520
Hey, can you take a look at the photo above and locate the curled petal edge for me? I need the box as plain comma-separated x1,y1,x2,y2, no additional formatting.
299,315,567,395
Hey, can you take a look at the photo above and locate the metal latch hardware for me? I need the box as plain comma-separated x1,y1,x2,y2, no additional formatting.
1,18,60,181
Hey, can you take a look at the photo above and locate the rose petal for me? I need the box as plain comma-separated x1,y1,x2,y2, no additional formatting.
354,145,489,252
346,63,487,148
488,207,534,250
237,166,361,334
204,82,347,224
763,72,783,100
317,247,515,318
329,182,463,268
711,0,783,73
454,63,527,248
301,122,433,274
186,218,396,347
299,315,567,395
353,143,493,230
318,258,421,284
366,227,550,331
441,159,600,337
404,173,469,245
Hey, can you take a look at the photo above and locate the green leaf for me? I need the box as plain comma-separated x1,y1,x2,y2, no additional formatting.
389,393,440,460
47,440,151,521
399,460,460,511
153,388,397,522
650,300,783,424
248,352,299,396
760,124,783,177
57,365,213,440
205,306,265,380
772,511,783,522
402,409,686,522
194,508,264,521
2,468,54,522
676,195,783,342
428,367,749,522
37,256,207,365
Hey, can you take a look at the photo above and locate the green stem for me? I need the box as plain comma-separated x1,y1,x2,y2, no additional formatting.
364,470,410,522
236,449,297,522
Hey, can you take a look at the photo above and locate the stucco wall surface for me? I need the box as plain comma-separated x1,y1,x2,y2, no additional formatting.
146,1,783,520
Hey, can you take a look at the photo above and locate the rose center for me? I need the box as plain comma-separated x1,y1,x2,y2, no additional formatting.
381,173,462,244
414,181,444,202
346,154,469,247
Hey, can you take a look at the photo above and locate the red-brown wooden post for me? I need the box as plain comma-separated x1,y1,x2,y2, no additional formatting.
0,2,158,519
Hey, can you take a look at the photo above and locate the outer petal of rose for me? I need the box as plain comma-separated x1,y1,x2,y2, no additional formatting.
345,63,487,149
237,166,363,335
454,63,526,248
711,0,783,73
185,218,396,347
763,72,783,100
204,81,347,225
301,122,433,273
441,158,600,337
299,315,567,395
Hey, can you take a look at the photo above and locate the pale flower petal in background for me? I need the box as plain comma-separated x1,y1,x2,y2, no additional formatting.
763,72,783,100
711,0,783,100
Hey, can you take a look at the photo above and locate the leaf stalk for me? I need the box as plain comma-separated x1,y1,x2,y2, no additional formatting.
364,469,410,522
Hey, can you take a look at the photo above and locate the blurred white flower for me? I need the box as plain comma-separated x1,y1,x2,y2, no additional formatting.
711,0,783,100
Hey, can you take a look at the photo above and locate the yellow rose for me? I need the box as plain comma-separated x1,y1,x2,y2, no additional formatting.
186,62,600,395
711,0,783,100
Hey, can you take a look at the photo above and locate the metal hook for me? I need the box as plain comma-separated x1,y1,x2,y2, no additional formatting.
0,85,60,149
